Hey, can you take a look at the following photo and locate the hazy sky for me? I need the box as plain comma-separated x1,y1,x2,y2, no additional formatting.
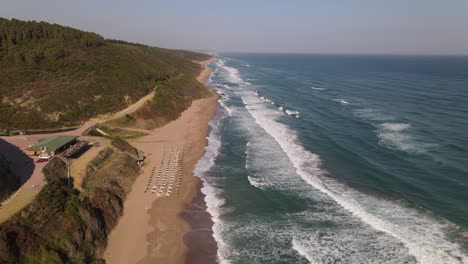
1,0,468,55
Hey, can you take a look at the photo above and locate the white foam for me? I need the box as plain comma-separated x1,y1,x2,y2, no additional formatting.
292,238,315,263
215,59,245,85
219,100,233,116
237,114,416,261
224,66,244,84
211,58,465,263
353,108,394,121
285,109,300,117
377,131,429,154
354,108,435,154
242,93,468,264
260,96,277,107
380,122,411,131
216,59,226,67
377,123,412,152
376,122,435,154
193,118,230,263
334,98,350,105
247,176,267,189
311,87,326,91
207,65,219,84
250,94,301,118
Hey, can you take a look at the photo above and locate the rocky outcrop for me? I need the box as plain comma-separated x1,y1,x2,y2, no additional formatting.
0,139,140,263
0,153,20,202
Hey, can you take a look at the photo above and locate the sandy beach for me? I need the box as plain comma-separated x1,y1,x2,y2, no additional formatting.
104,60,218,264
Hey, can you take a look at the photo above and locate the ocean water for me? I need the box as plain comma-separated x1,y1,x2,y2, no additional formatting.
194,54,468,264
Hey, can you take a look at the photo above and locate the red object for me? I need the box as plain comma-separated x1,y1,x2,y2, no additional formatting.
36,158,49,163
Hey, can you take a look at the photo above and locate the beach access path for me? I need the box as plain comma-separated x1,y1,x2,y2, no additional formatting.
94,91,156,123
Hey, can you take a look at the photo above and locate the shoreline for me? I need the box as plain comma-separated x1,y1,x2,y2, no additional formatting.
183,57,218,264
104,59,218,264
181,177,218,264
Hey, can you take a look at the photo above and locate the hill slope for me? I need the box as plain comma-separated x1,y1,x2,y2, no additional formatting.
0,153,20,202
0,18,210,130
0,140,140,263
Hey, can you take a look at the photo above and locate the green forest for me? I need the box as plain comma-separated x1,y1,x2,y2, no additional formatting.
0,17,210,130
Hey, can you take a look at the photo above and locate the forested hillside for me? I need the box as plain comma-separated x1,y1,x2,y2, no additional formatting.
0,17,210,130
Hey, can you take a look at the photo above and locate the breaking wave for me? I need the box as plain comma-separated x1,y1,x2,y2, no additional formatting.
333,98,350,105
311,86,326,91
241,92,468,264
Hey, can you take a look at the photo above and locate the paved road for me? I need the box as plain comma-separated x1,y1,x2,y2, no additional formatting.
0,121,98,221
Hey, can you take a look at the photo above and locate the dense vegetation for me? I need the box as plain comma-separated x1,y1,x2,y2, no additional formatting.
0,17,210,130
0,139,140,263
108,74,212,129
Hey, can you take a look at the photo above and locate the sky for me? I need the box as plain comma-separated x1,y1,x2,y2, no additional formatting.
1,0,468,55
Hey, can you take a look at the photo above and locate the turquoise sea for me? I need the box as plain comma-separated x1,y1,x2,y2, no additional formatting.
195,54,468,263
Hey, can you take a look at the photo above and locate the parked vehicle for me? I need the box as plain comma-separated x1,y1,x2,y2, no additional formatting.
38,153,52,160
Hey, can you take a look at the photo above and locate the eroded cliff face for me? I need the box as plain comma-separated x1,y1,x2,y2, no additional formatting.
0,153,20,202
0,140,140,263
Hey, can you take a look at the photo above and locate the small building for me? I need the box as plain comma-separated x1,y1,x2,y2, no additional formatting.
27,136,78,156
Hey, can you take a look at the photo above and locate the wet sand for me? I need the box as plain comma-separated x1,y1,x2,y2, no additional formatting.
104,61,218,264
181,181,218,264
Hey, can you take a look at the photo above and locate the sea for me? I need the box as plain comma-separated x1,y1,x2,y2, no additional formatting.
194,53,468,264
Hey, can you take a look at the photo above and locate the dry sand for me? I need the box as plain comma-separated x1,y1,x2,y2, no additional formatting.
197,59,215,83
104,61,218,264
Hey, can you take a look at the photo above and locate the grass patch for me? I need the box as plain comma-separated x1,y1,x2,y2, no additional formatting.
85,124,148,140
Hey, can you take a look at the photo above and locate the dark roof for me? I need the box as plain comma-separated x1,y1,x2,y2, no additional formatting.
27,136,77,151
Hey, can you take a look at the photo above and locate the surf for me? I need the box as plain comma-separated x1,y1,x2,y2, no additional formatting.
241,86,468,264
203,55,468,263
193,113,230,263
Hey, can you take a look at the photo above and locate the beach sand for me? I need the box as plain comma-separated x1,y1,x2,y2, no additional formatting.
104,60,218,264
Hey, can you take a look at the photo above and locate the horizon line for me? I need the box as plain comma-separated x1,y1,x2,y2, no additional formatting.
210,50,468,57
3,16,467,58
